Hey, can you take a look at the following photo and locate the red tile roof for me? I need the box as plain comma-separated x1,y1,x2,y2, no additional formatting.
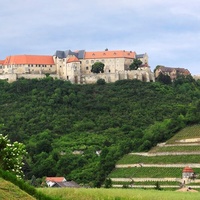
67,56,79,63
183,166,194,173
0,60,4,65
46,177,66,182
84,50,136,59
3,55,54,65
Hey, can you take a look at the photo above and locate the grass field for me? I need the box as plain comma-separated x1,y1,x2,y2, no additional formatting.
117,154,200,164
0,178,35,200
39,187,200,200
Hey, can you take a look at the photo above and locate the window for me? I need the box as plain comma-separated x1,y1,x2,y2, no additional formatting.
86,60,89,64
86,66,89,70
91,60,94,64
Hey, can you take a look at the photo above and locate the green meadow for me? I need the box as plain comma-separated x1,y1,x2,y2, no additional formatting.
39,187,200,200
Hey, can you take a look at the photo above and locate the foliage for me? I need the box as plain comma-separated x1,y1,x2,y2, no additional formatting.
0,134,27,178
97,78,106,85
104,178,112,188
91,62,104,73
156,73,171,84
0,77,200,186
129,59,142,70
155,181,161,190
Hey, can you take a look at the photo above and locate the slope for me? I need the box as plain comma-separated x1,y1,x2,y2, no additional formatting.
109,125,200,189
0,76,200,186
0,178,35,200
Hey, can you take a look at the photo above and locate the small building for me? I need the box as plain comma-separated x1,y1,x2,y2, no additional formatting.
45,177,80,188
46,177,66,187
155,65,191,81
182,166,194,179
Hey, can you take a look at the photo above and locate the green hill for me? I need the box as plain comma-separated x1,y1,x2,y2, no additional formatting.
0,178,35,200
1,76,200,186
109,125,200,189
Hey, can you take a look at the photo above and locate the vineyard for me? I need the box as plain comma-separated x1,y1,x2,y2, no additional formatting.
150,145,200,153
110,167,200,178
166,125,200,144
117,154,200,164
109,125,200,189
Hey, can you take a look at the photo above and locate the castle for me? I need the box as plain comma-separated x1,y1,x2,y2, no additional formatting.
0,49,155,83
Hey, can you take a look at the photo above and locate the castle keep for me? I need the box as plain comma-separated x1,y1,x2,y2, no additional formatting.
0,49,155,83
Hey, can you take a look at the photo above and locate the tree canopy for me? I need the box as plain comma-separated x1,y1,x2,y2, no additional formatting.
91,62,104,73
0,77,200,186
129,59,142,70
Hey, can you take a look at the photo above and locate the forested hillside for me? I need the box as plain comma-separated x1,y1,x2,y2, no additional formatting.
0,76,200,187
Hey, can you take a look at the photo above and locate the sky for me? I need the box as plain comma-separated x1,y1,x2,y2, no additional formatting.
1,0,200,75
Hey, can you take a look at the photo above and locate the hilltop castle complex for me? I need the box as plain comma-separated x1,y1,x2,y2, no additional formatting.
0,49,155,83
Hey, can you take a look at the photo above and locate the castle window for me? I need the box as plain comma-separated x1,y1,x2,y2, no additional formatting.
67,76,69,80
86,66,89,70
91,60,94,64
86,60,89,64
109,70,111,73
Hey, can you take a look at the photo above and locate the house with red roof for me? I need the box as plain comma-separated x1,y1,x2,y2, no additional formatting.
45,177,80,188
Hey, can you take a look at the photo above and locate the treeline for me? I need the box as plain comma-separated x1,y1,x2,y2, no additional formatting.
0,75,200,186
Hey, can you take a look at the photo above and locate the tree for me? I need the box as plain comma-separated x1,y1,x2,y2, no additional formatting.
91,62,104,73
97,78,106,85
156,73,171,84
0,134,27,178
104,178,112,188
129,59,142,70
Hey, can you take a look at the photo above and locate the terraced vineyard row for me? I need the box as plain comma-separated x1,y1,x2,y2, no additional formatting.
166,125,200,144
117,154,200,164
112,181,180,186
110,125,200,189
109,167,200,178
150,145,200,153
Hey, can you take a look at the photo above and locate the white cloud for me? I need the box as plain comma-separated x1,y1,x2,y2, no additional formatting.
1,0,200,74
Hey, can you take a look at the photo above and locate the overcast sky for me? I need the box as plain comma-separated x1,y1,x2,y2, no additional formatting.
1,0,200,75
